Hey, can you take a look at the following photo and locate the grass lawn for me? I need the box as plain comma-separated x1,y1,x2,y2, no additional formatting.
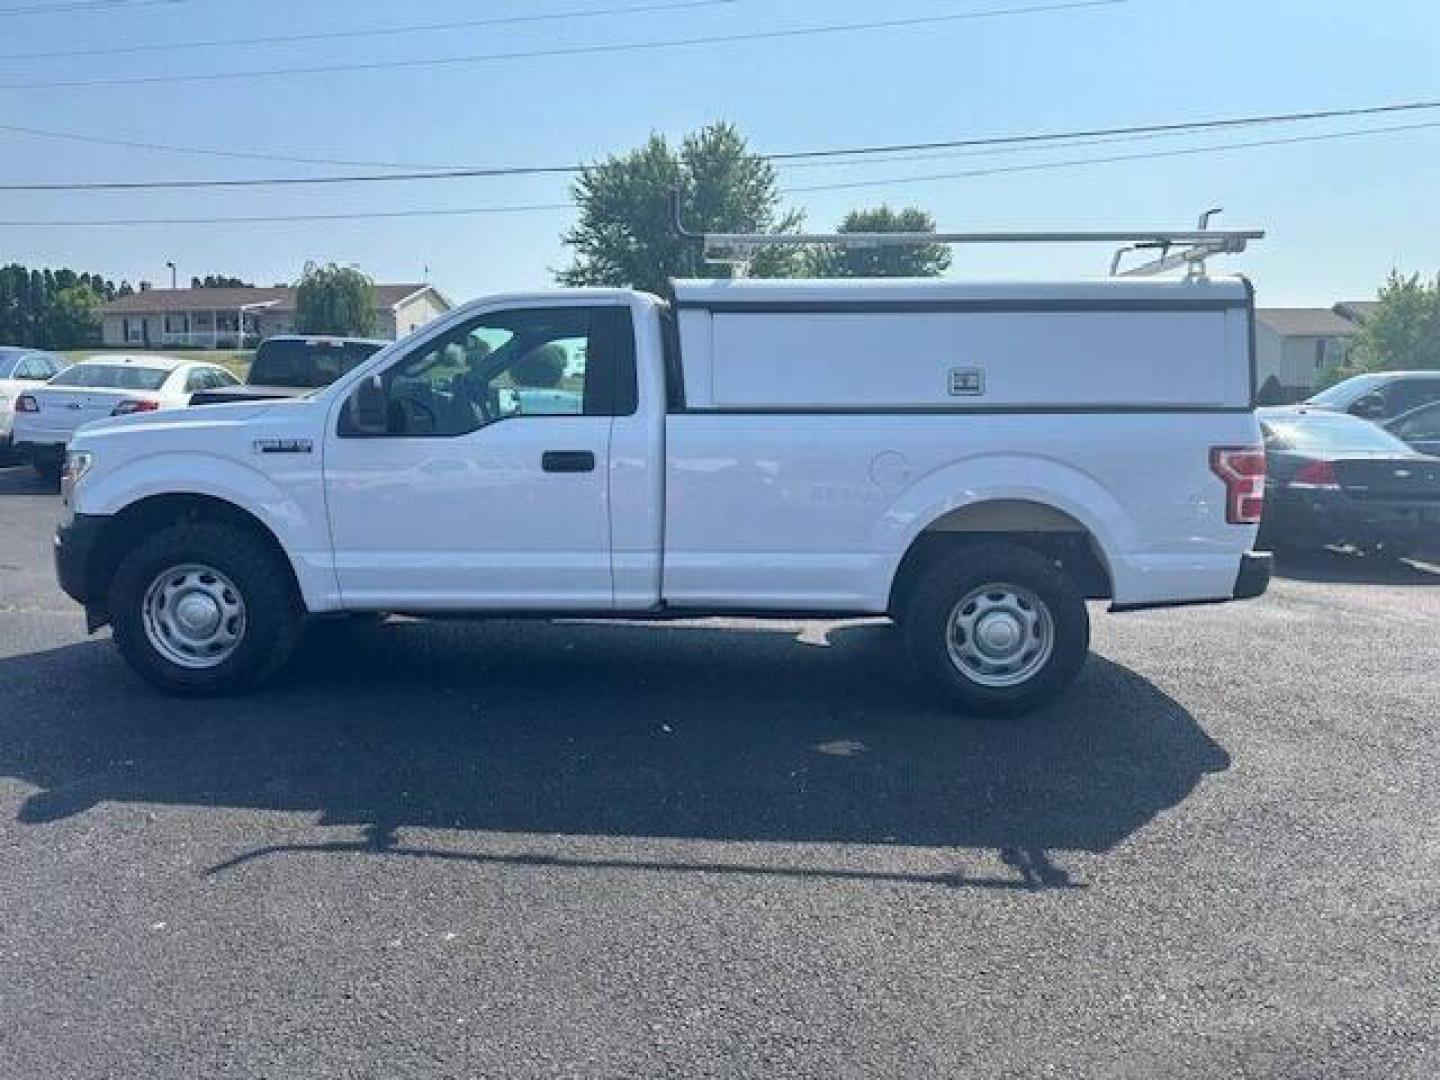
63,349,253,377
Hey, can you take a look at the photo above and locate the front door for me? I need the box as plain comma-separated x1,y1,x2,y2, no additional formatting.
323,302,636,610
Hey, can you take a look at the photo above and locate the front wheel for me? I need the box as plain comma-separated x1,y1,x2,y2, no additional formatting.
110,522,301,695
900,543,1090,717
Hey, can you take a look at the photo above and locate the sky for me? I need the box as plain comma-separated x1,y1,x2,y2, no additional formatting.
0,0,1436,308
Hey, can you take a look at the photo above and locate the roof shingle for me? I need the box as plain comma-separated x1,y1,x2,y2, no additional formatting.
101,284,430,315
1256,308,1358,338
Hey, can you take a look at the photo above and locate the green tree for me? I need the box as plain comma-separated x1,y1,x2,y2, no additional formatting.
1349,272,1440,371
40,284,103,348
559,121,803,294
805,206,952,278
294,262,377,336
0,264,119,346
191,274,254,289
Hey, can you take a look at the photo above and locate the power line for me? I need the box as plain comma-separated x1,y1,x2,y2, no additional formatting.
0,0,1127,90
0,202,574,227
767,99,1440,161
0,0,739,61
4,118,1437,227
4,98,1440,191
0,0,179,16
783,119,1440,194
0,120,477,171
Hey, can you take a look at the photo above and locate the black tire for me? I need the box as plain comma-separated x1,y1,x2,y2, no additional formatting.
900,543,1090,717
109,522,301,695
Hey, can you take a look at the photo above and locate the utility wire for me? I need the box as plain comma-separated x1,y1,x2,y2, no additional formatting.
0,202,575,227
3,98,1439,191
0,0,1126,90
3,118,1436,227
0,0,179,16
782,119,1440,194
0,0,739,61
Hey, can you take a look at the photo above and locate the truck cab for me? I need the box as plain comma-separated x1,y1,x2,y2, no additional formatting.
53,277,1271,716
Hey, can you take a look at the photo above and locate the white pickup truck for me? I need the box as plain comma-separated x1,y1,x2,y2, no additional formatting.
53,274,1270,714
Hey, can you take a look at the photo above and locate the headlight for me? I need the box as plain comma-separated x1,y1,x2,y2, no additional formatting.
65,449,95,484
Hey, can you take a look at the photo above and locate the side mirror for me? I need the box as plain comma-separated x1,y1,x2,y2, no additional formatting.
347,374,389,435
1351,393,1387,420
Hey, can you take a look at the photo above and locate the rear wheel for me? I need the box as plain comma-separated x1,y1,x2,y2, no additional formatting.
110,522,301,695
900,543,1089,716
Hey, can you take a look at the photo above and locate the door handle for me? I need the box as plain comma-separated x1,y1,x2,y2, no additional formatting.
542,451,595,473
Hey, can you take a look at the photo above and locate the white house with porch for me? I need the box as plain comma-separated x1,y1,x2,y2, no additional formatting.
99,283,450,348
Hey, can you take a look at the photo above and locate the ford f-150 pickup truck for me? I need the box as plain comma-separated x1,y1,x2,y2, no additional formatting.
52,275,1271,714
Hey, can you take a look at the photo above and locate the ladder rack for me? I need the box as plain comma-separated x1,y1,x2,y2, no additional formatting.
673,198,1264,281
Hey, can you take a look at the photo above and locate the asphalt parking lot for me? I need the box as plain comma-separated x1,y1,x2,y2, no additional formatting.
0,463,1436,1079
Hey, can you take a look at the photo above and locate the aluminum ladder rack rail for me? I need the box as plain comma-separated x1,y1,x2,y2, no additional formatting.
675,201,1264,280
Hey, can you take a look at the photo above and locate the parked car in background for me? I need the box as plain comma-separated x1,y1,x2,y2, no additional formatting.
1304,371,1440,421
1385,400,1440,457
12,355,239,482
0,347,67,463
1258,406,1440,558
188,335,387,406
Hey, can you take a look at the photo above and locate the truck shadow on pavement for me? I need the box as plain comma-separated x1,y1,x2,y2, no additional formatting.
2,618,1230,889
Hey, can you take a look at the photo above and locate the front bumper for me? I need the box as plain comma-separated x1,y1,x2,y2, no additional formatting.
54,512,107,610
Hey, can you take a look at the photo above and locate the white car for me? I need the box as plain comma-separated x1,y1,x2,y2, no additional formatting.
13,355,239,481
0,347,68,463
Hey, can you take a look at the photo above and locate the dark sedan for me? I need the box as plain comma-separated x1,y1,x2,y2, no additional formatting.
1257,407,1440,558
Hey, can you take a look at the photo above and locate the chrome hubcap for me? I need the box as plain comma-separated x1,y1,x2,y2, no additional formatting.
141,563,246,669
946,583,1054,689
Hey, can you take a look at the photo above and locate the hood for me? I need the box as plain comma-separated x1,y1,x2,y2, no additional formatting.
71,396,324,451
81,398,278,436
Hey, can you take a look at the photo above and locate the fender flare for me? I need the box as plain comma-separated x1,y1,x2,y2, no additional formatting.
876,452,1134,588
79,451,337,610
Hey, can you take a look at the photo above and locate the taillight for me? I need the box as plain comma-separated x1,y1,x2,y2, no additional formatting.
1210,446,1266,525
1290,460,1340,490
111,399,160,416
15,393,38,413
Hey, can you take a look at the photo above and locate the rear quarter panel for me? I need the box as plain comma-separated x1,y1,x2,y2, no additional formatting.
663,411,1262,610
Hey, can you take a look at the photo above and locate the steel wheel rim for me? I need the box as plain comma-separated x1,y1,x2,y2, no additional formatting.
141,563,246,669
945,582,1055,689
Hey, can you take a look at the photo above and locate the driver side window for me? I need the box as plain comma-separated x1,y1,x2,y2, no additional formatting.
347,306,629,438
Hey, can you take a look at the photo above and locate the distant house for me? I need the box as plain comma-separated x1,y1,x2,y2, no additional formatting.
1255,308,1361,402
99,283,451,348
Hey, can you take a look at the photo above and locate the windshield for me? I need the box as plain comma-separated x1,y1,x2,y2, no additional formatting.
249,339,383,388
48,363,170,391
1262,412,1413,454
1306,374,1388,408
